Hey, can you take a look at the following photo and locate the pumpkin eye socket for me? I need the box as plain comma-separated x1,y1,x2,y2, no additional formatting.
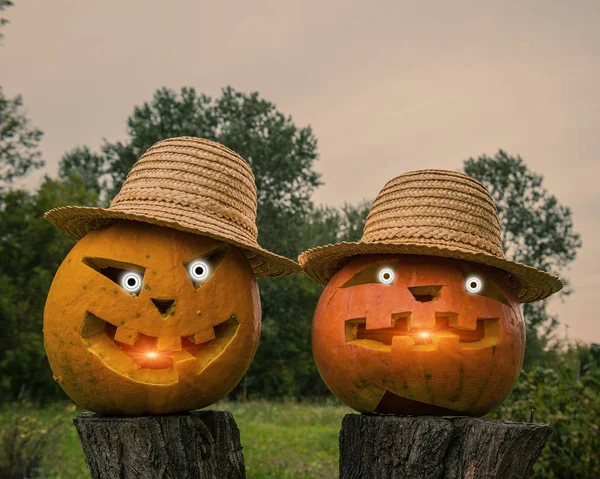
465,276,483,293
185,243,230,288
120,271,143,294
82,257,145,293
379,268,395,284
188,261,210,281
341,260,399,288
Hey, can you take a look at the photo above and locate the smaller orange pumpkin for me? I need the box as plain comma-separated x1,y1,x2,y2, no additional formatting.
312,254,526,416
300,169,563,417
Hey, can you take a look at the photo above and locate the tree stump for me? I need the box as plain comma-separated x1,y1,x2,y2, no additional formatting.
339,415,552,479
73,410,245,479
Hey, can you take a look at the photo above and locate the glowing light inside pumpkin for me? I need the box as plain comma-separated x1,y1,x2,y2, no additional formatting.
419,332,430,339
146,352,158,358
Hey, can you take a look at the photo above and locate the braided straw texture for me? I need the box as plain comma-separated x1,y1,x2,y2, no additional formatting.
299,169,563,303
45,137,300,277
362,170,503,256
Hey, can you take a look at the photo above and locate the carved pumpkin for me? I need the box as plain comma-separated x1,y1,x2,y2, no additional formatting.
312,254,525,416
43,221,260,415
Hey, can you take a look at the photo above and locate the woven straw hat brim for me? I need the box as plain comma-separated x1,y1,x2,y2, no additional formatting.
45,205,300,277
298,241,563,303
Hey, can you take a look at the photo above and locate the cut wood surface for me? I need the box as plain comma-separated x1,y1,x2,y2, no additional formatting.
73,410,245,479
339,414,552,479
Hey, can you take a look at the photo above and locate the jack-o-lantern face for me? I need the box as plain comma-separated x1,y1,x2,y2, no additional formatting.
312,254,525,416
43,221,260,415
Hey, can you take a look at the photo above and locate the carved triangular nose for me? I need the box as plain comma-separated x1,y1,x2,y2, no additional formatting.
408,285,442,302
151,298,176,318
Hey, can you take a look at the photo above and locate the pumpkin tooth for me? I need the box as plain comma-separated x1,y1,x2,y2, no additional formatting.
157,335,182,351
174,354,198,380
453,313,478,331
187,328,216,345
114,326,140,346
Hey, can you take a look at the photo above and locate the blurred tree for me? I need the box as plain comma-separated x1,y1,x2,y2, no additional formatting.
0,0,13,44
489,342,600,478
245,200,372,398
58,146,108,205
0,0,62,402
462,151,581,368
0,1,43,195
0,87,44,194
0,175,99,402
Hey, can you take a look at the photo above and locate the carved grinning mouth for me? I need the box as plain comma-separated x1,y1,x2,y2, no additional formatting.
80,311,239,380
345,314,500,351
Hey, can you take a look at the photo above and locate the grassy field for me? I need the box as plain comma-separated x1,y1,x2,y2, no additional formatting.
0,399,353,479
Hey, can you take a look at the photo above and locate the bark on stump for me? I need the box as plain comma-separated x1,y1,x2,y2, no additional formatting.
73,410,245,479
339,415,552,479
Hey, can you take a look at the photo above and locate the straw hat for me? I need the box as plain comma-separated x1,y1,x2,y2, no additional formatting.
299,169,563,303
45,136,300,277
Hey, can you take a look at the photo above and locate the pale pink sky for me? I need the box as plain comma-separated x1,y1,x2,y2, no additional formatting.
2,1,599,342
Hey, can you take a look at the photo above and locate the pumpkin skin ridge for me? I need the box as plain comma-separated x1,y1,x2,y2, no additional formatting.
311,254,525,416
44,222,261,415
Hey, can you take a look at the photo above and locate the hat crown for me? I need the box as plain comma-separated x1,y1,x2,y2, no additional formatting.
109,137,259,242
362,169,504,258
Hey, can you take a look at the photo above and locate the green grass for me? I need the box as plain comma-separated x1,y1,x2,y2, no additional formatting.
0,399,352,479
215,400,352,478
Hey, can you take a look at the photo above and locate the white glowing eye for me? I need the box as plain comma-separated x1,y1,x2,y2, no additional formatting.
379,268,395,284
466,276,483,293
189,261,210,281
121,272,143,293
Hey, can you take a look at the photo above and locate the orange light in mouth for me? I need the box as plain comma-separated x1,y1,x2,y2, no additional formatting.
413,331,433,345
146,352,158,358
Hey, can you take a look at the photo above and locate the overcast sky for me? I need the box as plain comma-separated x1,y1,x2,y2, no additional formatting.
2,0,599,343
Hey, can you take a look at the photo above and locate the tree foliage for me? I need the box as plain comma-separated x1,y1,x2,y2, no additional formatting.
0,0,13,44
245,201,372,399
462,151,582,367
58,146,108,205
0,87,44,193
0,175,99,401
489,343,600,478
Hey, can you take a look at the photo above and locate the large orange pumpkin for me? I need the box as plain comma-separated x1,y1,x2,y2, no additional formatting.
312,254,525,416
43,221,260,415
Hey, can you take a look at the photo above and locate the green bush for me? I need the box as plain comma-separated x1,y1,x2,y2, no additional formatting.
0,397,73,478
490,344,600,478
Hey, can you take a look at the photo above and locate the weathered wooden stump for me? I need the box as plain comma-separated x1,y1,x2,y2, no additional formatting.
73,410,245,479
339,415,552,479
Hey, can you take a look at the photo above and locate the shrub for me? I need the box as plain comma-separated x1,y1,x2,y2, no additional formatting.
490,343,600,478
0,396,72,478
